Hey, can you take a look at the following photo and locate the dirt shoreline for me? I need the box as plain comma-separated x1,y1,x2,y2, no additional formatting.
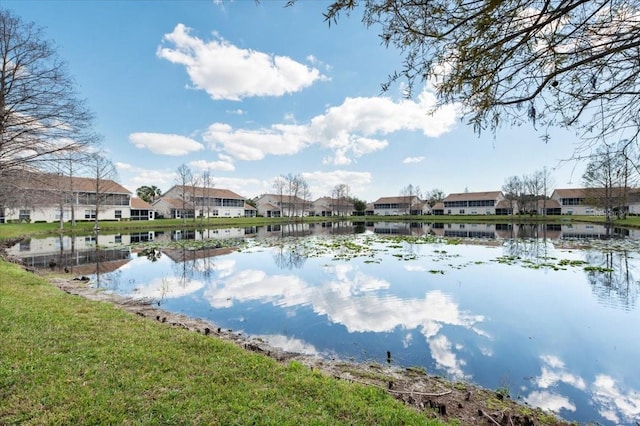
45,274,571,426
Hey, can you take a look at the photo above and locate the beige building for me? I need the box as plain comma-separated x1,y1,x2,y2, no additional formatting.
1,171,131,223
550,187,640,215
255,194,312,217
311,197,354,217
442,191,505,215
372,196,428,215
154,185,247,219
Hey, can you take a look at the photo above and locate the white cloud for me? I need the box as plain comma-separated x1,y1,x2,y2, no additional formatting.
403,156,425,164
203,89,458,165
253,334,319,356
212,176,268,198
129,132,204,156
116,164,176,194
203,122,310,160
189,159,235,172
534,355,586,390
429,334,466,379
524,391,576,413
592,374,640,424
226,109,245,115
115,162,133,170
157,24,325,100
302,170,372,198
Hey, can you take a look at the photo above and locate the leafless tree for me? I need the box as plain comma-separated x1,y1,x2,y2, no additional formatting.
175,163,193,224
424,188,445,208
0,9,98,183
299,178,312,218
583,140,638,221
502,176,525,214
200,169,214,225
332,183,351,216
90,153,118,230
400,184,421,214
272,175,286,218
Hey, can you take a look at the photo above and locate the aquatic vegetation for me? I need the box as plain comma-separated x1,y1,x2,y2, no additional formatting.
584,266,614,273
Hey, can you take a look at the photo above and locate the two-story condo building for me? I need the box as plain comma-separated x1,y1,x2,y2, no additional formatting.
153,185,247,219
372,196,429,215
442,191,505,215
255,194,311,217
1,171,131,223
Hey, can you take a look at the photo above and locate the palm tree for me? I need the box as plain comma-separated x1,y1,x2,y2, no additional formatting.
136,185,162,203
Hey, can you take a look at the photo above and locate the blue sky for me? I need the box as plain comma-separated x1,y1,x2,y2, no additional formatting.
6,0,587,201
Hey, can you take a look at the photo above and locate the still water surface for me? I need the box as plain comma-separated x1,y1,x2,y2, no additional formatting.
10,222,640,425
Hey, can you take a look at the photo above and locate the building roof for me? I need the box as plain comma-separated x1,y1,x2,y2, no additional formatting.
373,196,419,204
431,202,444,210
168,185,245,200
131,198,153,209
18,171,131,194
258,193,309,204
495,200,512,209
552,187,632,199
443,191,503,202
244,202,257,210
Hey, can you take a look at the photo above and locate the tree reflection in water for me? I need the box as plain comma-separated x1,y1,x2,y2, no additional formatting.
585,250,639,310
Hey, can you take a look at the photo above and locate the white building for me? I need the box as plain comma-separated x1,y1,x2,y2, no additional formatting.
1,171,131,223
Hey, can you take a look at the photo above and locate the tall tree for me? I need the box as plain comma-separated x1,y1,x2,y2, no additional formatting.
316,1,640,150
136,185,162,203
0,9,97,182
400,184,421,215
175,164,193,224
200,169,214,224
272,175,286,218
583,141,637,222
350,197,366,216
502,176,525,214
424,188,445,208
90,153,118,230
332,184,351,216
299,178,312,218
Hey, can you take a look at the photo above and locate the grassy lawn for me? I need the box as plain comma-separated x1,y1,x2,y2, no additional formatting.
2,213,637,243
0,261,446,425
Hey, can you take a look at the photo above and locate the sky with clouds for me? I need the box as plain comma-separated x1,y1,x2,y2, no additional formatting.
6,0,588,201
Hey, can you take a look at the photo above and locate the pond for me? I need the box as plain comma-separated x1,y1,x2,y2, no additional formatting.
9,222,640,425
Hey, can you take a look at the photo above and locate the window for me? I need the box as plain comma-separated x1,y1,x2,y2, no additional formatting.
115,210,122,219
114,235,122,244
85,210,96,219
19,210,30,221
213,209,219,216
459,209,465,214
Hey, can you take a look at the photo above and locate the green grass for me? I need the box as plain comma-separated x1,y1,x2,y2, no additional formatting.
0,261,445,425
3,213,636,243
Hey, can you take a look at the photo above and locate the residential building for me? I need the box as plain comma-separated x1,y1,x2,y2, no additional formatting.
550,187,640,215
152,197,194,219
255,194,312,217
0,171,131,223
311,197,354,217
372,196,426,215
153,185,247,219
442,191,505,215
130,198,155,221
244,202,257,217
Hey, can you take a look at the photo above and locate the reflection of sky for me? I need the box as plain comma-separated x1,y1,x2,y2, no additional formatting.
91,234,640,425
